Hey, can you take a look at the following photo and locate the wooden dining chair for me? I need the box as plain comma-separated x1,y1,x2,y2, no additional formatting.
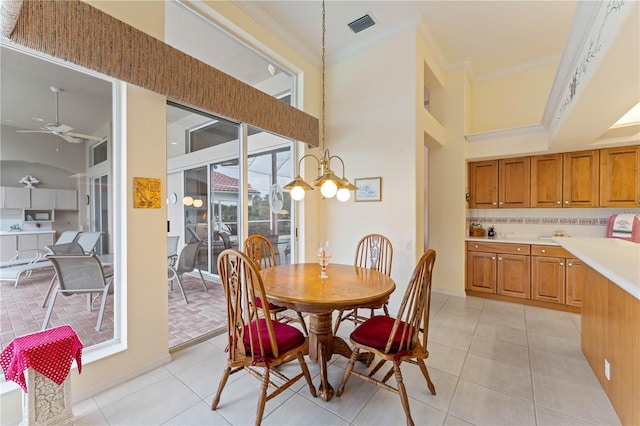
244,234,308,335
334,233,393,334
336,249,436,426
212,249,317,425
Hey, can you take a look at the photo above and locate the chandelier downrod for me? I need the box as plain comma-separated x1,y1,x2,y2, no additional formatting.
283,0,357,202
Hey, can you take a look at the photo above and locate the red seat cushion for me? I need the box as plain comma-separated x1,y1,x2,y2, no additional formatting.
243,318,305,357
350,315,412,352
255,297,281,310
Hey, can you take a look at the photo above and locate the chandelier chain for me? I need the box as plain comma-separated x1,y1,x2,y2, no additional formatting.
321,0,326,152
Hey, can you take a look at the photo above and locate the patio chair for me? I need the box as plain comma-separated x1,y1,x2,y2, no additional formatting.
168,240,207,303
211,249,316,424
336,249,436,426
0,230,79,268
244,234,308,335
334,233,393,334
40,242,87,307
76,231,102,254
42,254,113,332
0,236,87,287
167,235,180,267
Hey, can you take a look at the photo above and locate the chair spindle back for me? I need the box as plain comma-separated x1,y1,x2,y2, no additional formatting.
354,234,393,276
244,234,277,270
217,249,280,361
384,249,435,354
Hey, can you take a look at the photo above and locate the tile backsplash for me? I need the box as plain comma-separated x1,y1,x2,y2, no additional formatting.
467,208,640,238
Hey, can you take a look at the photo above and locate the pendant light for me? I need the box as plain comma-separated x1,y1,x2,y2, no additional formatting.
284,0,357,202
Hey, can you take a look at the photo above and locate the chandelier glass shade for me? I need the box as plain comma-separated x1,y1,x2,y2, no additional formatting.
283,0,356,202
284,149,357,201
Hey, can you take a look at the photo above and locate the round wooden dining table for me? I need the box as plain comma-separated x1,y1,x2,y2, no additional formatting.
259,262,396,401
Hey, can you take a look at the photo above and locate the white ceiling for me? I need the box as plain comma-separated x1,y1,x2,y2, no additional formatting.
0,0,614,142
236,0,578,80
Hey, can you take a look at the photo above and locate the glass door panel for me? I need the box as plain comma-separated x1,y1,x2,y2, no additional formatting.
247,127,294,265
210,160,240,274
91,174,109,255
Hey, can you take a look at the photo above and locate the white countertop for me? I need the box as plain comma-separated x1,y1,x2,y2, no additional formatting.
466,236,560,246
552,237,640,300
0,230,55,235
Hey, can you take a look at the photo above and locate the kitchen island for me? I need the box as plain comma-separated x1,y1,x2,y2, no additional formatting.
552,237,639,426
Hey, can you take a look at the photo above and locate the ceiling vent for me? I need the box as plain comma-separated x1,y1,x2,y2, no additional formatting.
348,13,376,34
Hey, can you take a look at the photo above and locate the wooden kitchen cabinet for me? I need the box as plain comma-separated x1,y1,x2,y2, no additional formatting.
468,157,529,208
531,154,563,207
466,242,530,298
599,145,640,207
531,245,584,306
499,157,530,208
468,160,498,208
466,248,496,293
497,252,530,298
531,245,568,304
563,150,599,207
565,258,584,307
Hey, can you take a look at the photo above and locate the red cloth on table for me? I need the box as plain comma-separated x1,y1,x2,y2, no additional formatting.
0,325,83,392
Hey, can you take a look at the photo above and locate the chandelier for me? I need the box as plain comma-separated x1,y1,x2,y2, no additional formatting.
284,0,357,202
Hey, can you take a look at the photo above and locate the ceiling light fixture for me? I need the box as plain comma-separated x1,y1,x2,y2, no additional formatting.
284,0,357,202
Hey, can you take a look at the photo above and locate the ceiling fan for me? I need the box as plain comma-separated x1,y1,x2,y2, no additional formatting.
16,86,103,143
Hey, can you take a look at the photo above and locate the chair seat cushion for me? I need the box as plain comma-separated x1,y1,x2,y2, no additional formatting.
255,297,283,311
244,318,305,357
350,315,412,352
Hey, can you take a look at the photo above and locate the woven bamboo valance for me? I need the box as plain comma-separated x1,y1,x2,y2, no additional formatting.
5,0,319,146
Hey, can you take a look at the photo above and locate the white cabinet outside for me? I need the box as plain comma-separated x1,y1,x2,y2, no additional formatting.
55,189,78,210
0,235,18,261
0,187,30,209
30,188,56,209
18,233,54,259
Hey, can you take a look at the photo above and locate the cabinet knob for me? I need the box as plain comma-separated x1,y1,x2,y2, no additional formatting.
564,200,569,204
556,201,561,204
541,249,546,253
498,257,502,261
516,247,521,251
493,202,497,206
492,256,496,260
568,262,573,267
474,244,479,248
499,201,503,205
560,262,564,266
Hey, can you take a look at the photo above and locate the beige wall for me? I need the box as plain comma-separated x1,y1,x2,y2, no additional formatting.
470,64,557,133
323,31,421,310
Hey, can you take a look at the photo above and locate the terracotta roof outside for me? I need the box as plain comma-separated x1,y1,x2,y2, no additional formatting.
212,171,260,194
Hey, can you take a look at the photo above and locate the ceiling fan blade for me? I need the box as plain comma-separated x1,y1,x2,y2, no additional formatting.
65,132,103,141
58,134,84,144
16,129,52,134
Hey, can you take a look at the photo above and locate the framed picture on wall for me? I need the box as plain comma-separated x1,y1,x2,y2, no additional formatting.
354,177,382,202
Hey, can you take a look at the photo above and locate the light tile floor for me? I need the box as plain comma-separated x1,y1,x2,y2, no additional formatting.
71,293,621,426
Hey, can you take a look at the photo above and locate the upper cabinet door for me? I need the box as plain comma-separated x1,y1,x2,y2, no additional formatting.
531,154,563,208
468,160,498,208
600,145,640,207
563,150,599,208
1,187,30,209
499,157,530,208
30,188,56,209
